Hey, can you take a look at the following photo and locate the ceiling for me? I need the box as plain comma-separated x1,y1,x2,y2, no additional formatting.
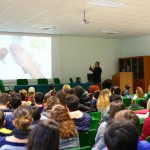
0,0,150,38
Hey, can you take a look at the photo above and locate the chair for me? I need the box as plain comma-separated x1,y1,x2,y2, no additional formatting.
17,79,28,85
146,136,150,143
69,146,91,150
89,112,102,122
53,78,61,84
37,78,48,85
90,119,99,130
135,98,145,106
131,107,144,111
70,78,73,84
0,79,13,93
79,129,97,147
140,118,145,123
123,97,132,107
138,122,144,136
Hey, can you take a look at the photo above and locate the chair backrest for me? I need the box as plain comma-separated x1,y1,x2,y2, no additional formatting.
37,78,48,85
70,146,92,150
79,129,97,147
53,78,60,84
90,119,99,130
0,80,5,93
146,136,150,143
123,97,132,107
70,78,73,84
89,112,102,122
131,107,144,111
138,122,144,136
17,79,28,85
135,98,145,106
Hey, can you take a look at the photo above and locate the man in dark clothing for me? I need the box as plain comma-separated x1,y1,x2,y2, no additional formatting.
89,61,102,88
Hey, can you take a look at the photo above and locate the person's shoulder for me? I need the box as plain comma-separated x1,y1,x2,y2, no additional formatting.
138,140,150,149
0,137,7,146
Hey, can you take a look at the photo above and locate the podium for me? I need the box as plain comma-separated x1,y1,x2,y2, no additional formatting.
112,72,133,94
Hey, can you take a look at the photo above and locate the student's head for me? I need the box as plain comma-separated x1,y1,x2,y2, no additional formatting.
27,119,59,150
0,110,5,128
65,94,79,111
113,86,121,95
73,86,84,99
95,61,100,68
62,84,71,92
104,120,138,150
50,105,78,139
93,90,100,99
50,83,56,91
97,89,111,110
109,100,126,119
43,93,51,103
13,106,32,130
19,89,28,101
125,84,130,90
136,87,144,98
28,87,35,98
0,93,10,106
35,92,44,104
31,106,41,122
56,90,67,106
89,85,100,94
109,94,122,103
10,94,22,109
44,96,60,111
65,88,74,95
115,110,140,129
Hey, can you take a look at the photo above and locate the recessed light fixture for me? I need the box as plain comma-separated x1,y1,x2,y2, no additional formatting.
32,24,56,30
87,0,125,8
102,29,121,34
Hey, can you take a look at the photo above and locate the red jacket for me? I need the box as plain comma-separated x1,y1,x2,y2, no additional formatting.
140,115,150,140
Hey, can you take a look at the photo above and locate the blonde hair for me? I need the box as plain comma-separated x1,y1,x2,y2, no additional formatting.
136,87,144,98
97,89,111,110
28,87,35,98
62,84,71,92
13,106,32,130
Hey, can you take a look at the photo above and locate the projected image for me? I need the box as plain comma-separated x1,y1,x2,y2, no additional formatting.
0,35,52,79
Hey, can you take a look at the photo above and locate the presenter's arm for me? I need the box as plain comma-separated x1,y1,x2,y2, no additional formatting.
89,65,94,72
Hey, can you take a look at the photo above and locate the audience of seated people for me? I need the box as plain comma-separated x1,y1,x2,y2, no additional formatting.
97,89,111,117
0,83,150,150
50,105,80,149
92,100,126,150
65,94,91,131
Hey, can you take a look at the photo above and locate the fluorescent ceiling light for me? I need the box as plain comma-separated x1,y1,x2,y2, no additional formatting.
32,24,56,30
102,29,121,34
87,0,125,8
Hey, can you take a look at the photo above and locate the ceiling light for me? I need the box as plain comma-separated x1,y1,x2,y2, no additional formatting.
32,24,56,30
102,29,121,34
87,0,125,8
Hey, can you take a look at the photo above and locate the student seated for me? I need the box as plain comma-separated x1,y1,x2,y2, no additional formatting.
56,90,67,106
27,119,59,150
50,105,79,150
0,110,12,139
132,87,144,103
0,106,32,150
35,92,44,113
121,83,132,98
65,94,91,131
103,120,138,150
62,84,71,92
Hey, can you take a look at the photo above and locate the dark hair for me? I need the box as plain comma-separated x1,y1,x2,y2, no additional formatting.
109,94,122,103
27,119,59,150
94,90,100,99
65,88,74,95
65,95,79,111
104,120,138,150
35,92,44,104
0,110,4,128
0,93,10,105
115,110,140,129
56,91,67,106
95,61,100,65
125,84,130,90
113,86,121,95
73,86,84,99
50,83,55,90
31,106,41,121
10,94,22,109
109,100,126,119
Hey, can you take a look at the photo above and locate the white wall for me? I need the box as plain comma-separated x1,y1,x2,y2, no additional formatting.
60,36,121,83
120,35,150,57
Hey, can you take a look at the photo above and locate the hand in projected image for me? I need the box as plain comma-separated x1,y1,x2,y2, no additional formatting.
0,47,8,63
9,44,44,79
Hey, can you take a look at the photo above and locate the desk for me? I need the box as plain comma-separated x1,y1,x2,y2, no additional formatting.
14,83,92,94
